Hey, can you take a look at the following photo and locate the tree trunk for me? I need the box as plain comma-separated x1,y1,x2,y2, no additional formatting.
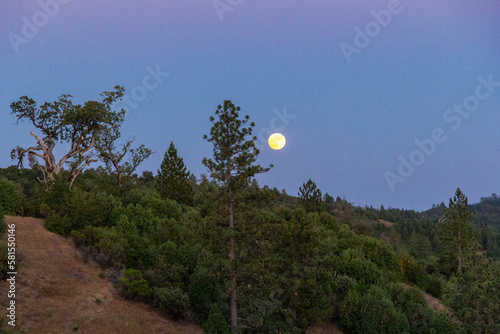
228,185,238,333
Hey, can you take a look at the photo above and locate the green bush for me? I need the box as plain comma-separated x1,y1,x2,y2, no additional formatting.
139,191,182,221
44,214,72,236
425,275,443,298
339,289,362,330
67,190,120,230
361,236,398,272
0,207,5,235
44,175,71,214
70,230,86,249
153,286,190,319
77,226,126,269
339,285,411,333
336,250,384,287
117,268,151,301
202,306,230,334
39,202,51,218
188,269,225,323
355,287,410,334
0,178,23,216
398,253,424,286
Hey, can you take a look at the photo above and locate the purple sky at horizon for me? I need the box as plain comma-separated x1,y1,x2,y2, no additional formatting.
1,1,499,211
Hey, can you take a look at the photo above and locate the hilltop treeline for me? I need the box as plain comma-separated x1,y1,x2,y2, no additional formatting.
1,164,499,333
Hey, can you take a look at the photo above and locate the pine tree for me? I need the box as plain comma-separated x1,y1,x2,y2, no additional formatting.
203,100,271,332
439,188,479,273
156,142,193,205
298,179,322,212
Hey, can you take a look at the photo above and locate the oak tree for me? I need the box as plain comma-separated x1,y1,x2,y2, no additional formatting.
96,123,153,187
11,86,125,188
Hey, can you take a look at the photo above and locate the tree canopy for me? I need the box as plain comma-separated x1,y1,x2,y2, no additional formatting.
156,142,193,205
11,86,126,187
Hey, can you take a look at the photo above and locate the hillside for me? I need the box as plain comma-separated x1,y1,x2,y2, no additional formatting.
1,169,497,332
0,215,201,334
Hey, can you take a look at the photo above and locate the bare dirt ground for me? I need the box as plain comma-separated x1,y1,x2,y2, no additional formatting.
306,322,344,334
0,215,202,334
378,219,394,228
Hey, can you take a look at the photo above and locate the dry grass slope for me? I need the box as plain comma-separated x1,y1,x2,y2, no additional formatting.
378,219,394,228
0,216,201,334
306,322,344,334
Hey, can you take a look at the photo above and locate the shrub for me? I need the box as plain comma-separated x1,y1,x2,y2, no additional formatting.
202,306,230,334
91,226,127,267
188,269,225,323
339,289,361,330
0,178,23,216
153,286,190,319
117,268,151,301
336,250,384,287
0,207,5,235
361,236,398,272
389,282,457,334
139,192,182,221
39,202,51,218
70,230,86,249
44,214,72,236
398,253,424,286
67,190,120,230
44,175,71,214
355,287,410,334
425,275,443,298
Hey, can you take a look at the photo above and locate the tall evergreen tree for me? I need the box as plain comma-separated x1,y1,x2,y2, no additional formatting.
439,188,479,273
203,100,271,333
156,142,193,205
298,179,322,212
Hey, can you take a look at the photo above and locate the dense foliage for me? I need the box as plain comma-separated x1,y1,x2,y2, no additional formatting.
4,167,497,333
0,178,23,216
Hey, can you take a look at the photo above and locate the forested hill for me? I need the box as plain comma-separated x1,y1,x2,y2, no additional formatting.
424,193,500,224
422,194,500,259
1,166,499,333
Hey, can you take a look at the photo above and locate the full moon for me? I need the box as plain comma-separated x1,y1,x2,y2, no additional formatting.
268,133,286,150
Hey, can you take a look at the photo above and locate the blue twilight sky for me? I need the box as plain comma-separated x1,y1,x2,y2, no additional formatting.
1,1,499,211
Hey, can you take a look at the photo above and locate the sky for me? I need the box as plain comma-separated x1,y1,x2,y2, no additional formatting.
1,0,499,211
